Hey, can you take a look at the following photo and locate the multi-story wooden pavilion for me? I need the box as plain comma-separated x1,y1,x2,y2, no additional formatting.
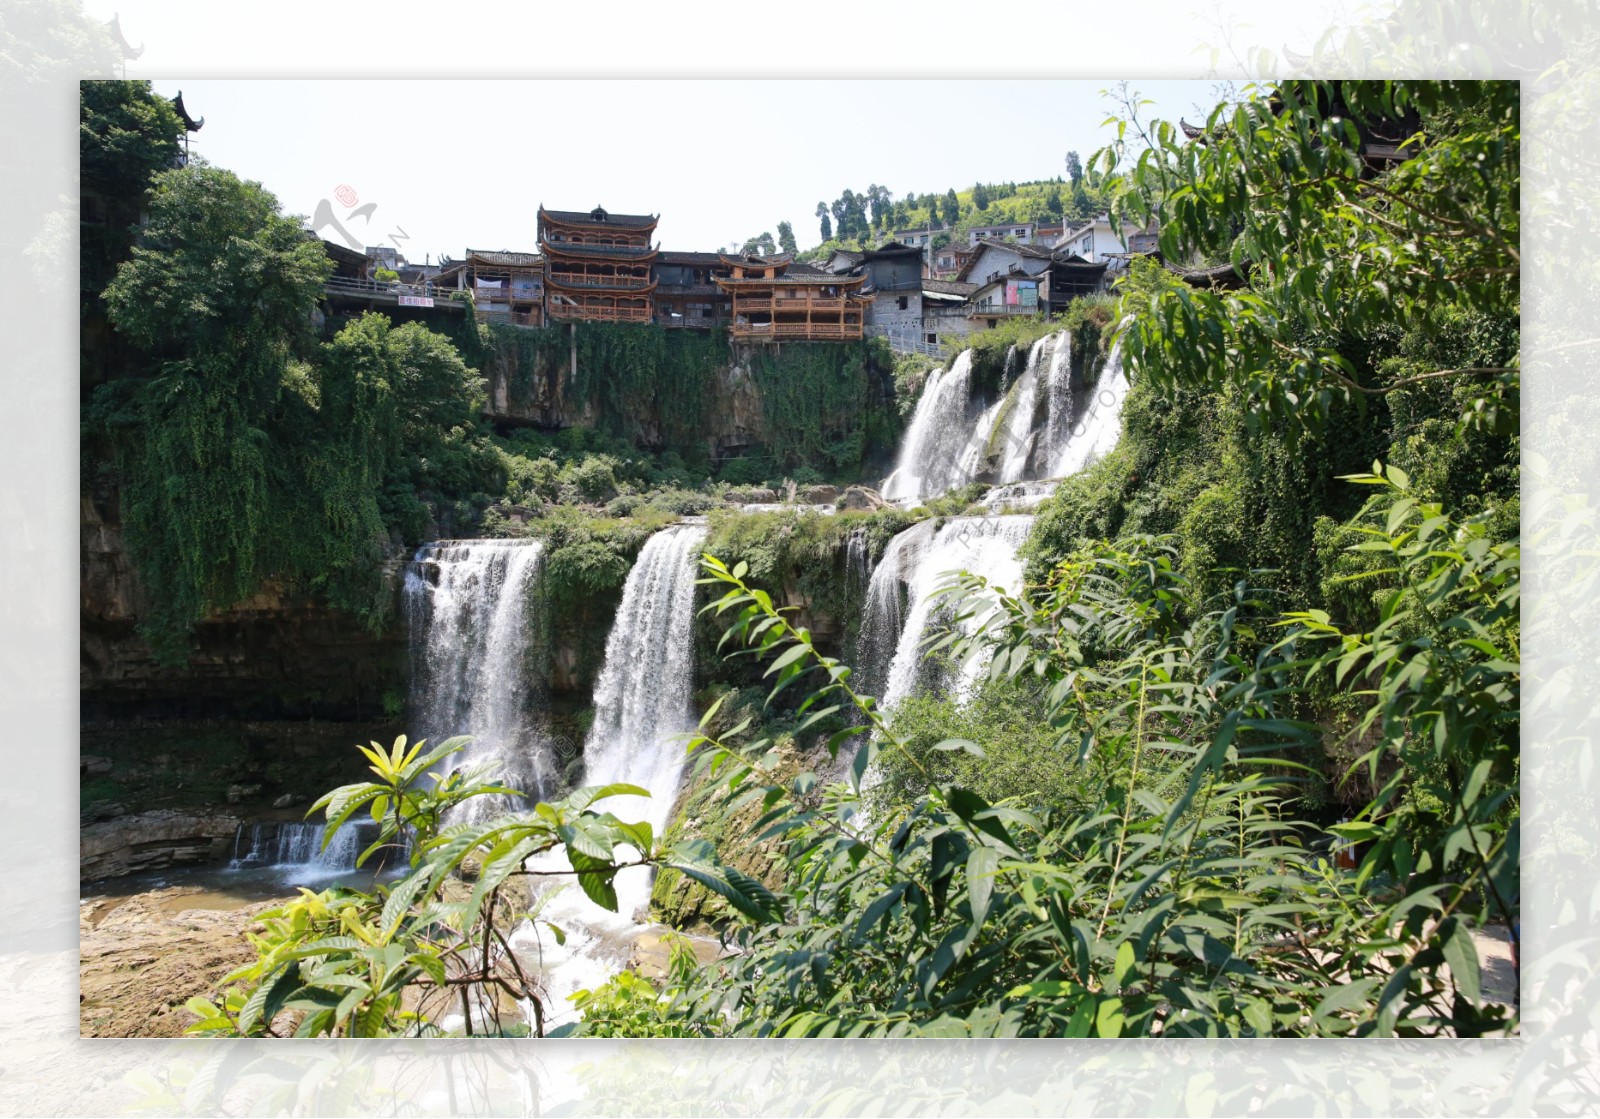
712,255,868,341
537,205,658,324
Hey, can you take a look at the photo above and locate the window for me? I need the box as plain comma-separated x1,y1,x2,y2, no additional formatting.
896,296,909,311
925,332,938,345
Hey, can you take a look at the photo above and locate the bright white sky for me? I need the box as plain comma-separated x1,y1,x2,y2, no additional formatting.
141,78,1227,263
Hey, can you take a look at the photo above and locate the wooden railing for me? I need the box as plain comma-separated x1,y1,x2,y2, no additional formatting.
867,324,947,358
546,272,652,290
732,297,853,314
731,321,863,340
547,303,653,324
324,276,467,301
966,303,1040,318
660,315,731,329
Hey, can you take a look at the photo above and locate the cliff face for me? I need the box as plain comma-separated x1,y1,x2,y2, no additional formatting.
481,332,770,460
80,489,409,722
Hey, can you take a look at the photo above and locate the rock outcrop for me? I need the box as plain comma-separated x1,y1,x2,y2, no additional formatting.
80,810,241,881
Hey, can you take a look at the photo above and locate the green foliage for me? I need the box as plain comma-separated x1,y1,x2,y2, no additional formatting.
873,678,1115,815
88,159,495,656
373,267,399,283
565,958,706,1038
1106,80,1519,434
699,506,916,673
80,80,184,194
638,535,1514,1037
185,735,745,1037
79,80,185,293
545,539,630,604
776,221,798,256
745,338,899,477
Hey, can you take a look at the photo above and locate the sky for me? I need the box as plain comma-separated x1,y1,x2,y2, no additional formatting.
142,79,1227,264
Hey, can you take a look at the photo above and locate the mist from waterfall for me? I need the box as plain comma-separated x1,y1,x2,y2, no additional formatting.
403,538,555,818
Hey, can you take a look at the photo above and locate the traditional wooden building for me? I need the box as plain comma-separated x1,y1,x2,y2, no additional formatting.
463,249,545,326
653,251,733,328
713,254,868,341
537,205,658,324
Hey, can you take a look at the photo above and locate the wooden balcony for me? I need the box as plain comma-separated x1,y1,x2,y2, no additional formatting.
730,321,863,341
547,302,653,324
732,296,861,316
546,272,653,290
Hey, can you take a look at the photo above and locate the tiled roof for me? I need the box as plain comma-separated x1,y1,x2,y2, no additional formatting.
540,206,657,229
467,248,543,267
657,250,728,265
541,240,657,260
922,278,978,297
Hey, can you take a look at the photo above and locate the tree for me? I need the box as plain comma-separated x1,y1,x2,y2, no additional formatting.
942,188,961,226
815,201,832,242
1109,80,1519,433
741,231,777,256
1045,188,1064,217
91,160,496,656
1065,149,1083,184
971,183,990,211
776,221,797,255
80,81,187,296
867,183,891,229
1070,178,1091,218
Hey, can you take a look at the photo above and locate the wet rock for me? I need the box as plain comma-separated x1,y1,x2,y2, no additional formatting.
225,783,262,805
80,886,284,1037
271,793,294,809
80,810,241,881
801,484,841,504
81,755,113,777
836,485,888,511
82,800,127,823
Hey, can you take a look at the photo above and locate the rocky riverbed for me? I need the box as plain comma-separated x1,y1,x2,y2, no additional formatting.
79,884,285,1038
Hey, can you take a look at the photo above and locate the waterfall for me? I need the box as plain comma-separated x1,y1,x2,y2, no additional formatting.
1041,332,1075,474
579,521,708,892
508,522,710,1027
1048,338,1129,479
880,351,980,503
882,328,1126,506
403,538,553,816
878,515,1035,711
854,520,937,702
996,336,1051,484
230,821,364,874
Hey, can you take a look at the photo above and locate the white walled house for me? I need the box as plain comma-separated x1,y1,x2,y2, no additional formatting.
1053,213,1157,267
968,221,1036,246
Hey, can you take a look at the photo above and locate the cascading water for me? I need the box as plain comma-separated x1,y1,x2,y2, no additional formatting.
996,335,1051,484
1049,337,1129,479
881,351,981,503
1042,332,1075,472
577,521,708,918
877,515,1035,711
229,821,364,875
403,538,553,816
510,522,710,1025
854,520,936,703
